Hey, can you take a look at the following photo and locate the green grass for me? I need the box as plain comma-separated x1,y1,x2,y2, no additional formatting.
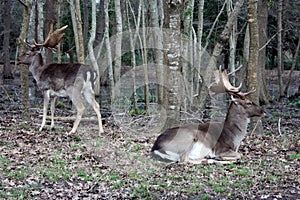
289,153,300,160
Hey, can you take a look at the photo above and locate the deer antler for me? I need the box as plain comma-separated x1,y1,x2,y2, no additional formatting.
210,66,254,99
23,39,36,49
33,24,68,50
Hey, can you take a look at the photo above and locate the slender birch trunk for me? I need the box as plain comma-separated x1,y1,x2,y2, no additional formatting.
104,0,115,100
114,0,123,97
141,1,150,111
182,0,194,112
149,0,164,104
277,0,284,98
70,0,85,63
195,0,204,97
88,0,100,95
227,0,237,84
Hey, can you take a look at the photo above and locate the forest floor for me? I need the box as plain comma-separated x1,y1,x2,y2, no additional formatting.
0,70,299,199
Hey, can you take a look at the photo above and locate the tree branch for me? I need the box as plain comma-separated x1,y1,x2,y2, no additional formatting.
18,0,27,7
258,29,283,52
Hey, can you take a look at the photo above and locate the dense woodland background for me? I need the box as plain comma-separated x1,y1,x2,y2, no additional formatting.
0,0,299,199
1,0,299,124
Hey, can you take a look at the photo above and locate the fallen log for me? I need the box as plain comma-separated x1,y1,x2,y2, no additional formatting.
38,115,99,122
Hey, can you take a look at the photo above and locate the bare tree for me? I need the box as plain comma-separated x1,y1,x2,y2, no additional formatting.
3,0,13,79
277,0,284,98
125,0,137,111
149,0,164,105
182,0,195,111
104,0,114,99
83,0,89,48
247,0,259,104
88,0,100,95
17,0,33,115
141,1,150,111
163,0,185,129
195,0,205,97
44,0,55,63
56,0,62,63
227,0,238,84
247,0,264,135
114,0,123,97
258,0,271,103
70,0,85,63
95,0,105,47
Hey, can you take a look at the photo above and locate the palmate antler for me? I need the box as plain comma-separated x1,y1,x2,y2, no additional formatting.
30,24,68,50
210,66,255,99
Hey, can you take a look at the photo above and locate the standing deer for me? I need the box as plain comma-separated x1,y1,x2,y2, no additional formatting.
151,67,264,163
17,25,104,135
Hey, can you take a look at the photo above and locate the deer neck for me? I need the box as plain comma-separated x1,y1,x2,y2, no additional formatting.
29,53,44,81
221,102,250,150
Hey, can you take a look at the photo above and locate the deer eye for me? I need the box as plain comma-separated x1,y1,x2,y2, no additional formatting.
246,101,253,105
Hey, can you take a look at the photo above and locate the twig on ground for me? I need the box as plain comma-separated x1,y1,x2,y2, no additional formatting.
1,85,14,103
278,117,282,136
249,119,260,136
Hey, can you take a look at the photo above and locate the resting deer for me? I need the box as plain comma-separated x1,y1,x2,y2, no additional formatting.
151,67,264,164
17,25,104,135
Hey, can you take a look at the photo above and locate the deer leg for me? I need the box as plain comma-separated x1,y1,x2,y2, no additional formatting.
69,95,85,134
50,96,57,130
82,79,104,135
40,90,50,131
90,98,104,135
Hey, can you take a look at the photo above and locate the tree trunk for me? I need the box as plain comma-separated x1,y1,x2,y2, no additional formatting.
248,0,263,135
70,0,85,63
125,0,139,111
76,0,85,63
3,0,13,80
227,0,238,84
104,0,114,100
36,0,44,52
142,1,150,111
277,0,284,99
247,0,259,104
17,0,33,116
44,0,55,64
95,0,105,47
163,0,185,129
258,0,271,103
56,0,62,63
88,0,100,95
195,0,204,97
83,0,89,49
149,0,164,105
114,0,123,97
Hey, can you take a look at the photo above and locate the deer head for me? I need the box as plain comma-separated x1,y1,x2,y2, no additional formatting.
210,66,264,118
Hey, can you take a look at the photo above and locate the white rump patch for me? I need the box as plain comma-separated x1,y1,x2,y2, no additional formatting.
247,118,250,124
153,150,180,162
82,71,95,103
188,142,212,160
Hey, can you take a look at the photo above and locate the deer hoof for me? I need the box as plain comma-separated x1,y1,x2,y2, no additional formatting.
99,129,104,135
